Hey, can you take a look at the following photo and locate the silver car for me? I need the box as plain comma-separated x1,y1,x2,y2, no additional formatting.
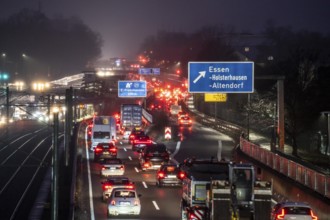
271,202,318,220
107,188,141,217
100,158,125,177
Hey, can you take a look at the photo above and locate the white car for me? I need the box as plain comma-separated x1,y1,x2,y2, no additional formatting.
100,158,125,177
271,202,318,220
107,188,141,217
122,129,131,140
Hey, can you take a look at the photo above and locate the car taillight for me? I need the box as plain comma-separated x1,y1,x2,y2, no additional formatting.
178,171,186,179
95,147,103,153
189,213,198,220
134,200,139,206
130,135,134,139
101,166,106,170
110,148,117,153
157,171,165,179
120,165,124,170
110,200,116,205
126,184,134,189
147,140,152,143
143,162,150,168
276,208,285,220
102,184,112,191
310,210,318,220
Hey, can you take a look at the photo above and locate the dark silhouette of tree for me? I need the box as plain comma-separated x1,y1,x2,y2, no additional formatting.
257,24,330,156
0,9,102,83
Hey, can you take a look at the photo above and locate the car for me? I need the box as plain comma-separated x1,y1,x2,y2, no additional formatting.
100,158,125,177
177,111,188,119
156,164,185,187
107,188,141,217
132,134,153,152
271,202,318,220
139,143,170,171
122,128,131,140
178,115,192,126
128,128,145,144
101,176,135,202
94,142,117,162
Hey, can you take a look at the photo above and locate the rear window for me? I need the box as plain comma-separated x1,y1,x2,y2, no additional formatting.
108,179,130,185
283,207,311,215
102,159,122,164
147,145,167,153
164,166,179,173
114,190,135,198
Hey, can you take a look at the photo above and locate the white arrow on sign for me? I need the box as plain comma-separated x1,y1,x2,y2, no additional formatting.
193,71,206,84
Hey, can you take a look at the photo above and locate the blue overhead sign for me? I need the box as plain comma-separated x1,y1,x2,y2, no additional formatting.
118,81,147,98
138,68,160,75
188,62,254,93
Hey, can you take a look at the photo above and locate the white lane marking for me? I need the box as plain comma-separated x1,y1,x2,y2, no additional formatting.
128,156,132,160
85,138,95,220
124,147,127,152
152,201,160,210
134,167,140,173
170,141,181,165
142,181,148,188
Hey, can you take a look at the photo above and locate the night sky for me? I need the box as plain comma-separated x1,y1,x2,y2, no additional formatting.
1,0,330,59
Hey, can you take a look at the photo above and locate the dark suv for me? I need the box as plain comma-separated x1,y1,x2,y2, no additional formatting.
139,143,170,171
94,142,117,162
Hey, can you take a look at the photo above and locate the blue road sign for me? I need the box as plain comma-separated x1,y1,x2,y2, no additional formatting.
118,81,147,98
138,68,160,75
188,62,254,93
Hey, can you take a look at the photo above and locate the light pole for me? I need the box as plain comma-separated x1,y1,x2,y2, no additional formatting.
51,106,59,220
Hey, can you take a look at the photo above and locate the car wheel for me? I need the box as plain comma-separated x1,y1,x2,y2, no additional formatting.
158,181,163,188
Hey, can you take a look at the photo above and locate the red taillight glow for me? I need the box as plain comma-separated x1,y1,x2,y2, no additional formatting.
311,210,318,220
143,162,150,168
101,166,106,170
276,208,285,219
95,147,103,153
157,172,165,178
110,200,115,205
102,184,112,191
178,171,186,179
109,148,117,153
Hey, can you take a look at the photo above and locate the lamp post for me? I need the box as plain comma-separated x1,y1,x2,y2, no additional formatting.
51,106,59,220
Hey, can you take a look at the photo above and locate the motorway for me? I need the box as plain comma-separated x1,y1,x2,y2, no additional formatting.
74,116,237,220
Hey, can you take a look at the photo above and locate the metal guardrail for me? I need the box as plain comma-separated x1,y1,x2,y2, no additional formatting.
185,102,330,199
240,138,330,198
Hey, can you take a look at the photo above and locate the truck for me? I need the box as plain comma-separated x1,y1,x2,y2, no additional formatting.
90,115,117,151
179,158,272,220
120,104,143,128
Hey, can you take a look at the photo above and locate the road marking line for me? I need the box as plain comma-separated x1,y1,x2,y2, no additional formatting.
134,167,139,173
128,156,132,160
170,141,181,165
152,201,160,210
142,181,148,188
124,147,127,152
85,137,95,220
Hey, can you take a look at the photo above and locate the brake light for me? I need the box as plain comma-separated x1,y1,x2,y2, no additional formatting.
109,148,117,153
101,166,106,170
311,210,318,220
95,147,103,153
120,165,124,170
157,171,165,179
276,208,285,219
143,162,150,168
102,184,112,191
126,184,134,189
110,200,116,205
178,171,186,179
134,200,139,206
189,213,197,220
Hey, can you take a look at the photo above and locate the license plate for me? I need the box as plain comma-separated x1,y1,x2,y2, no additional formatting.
120,201,130,205
168,175,176,178
103,152,109,154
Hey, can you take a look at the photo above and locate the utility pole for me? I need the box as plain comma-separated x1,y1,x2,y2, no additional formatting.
51,108,59,220
6,86,9,124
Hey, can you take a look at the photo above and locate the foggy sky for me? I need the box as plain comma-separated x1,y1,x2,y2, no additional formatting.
1,0,330,59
